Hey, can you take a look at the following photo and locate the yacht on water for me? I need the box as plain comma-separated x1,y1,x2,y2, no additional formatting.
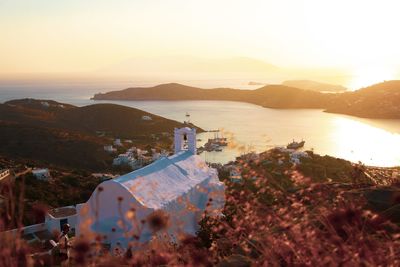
287,140,305,150
203,129,229,152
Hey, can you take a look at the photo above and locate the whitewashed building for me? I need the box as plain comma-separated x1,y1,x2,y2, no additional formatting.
290,151,309,164
104,145,117,153
114,139,123,147
141,115,152,121
0,169,11,183
76,127,225,248
112,152,140,169
45,206,77,234
32,168,51,181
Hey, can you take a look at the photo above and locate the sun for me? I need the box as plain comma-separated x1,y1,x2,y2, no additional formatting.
349,66,395,90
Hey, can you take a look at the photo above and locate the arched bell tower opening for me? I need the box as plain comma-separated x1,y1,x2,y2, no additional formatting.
174,127,197,154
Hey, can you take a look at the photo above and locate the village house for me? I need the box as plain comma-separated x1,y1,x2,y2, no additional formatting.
32,168,51,181
45,206,78,234
290,151,310,164
112,152,139,169
114,139,123,147
2,206,78,246
229,169,242,183
151,149,169,161
0,169,11,183
92,173,118,181
40,101,50,108
104,145,117,153
141,115,152,121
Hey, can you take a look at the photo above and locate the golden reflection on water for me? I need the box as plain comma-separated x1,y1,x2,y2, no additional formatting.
195,105,400,167
328,116,400,167
90,99,400,167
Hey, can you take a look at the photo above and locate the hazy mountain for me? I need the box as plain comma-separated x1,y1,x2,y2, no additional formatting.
282,80,347,92
98,56,279,79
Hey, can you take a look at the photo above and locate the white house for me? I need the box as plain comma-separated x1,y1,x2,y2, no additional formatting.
76,127,225,248
114,139,123,147
32,168,51,181
141,115,152,121
113,153,132,165
40,101,50,108
45,206,77,234
104,145,117,153
112,152,140,169
229,169,242,183
2,206,78,247
92,173,118,181
290,151,309,165
0,169,11,183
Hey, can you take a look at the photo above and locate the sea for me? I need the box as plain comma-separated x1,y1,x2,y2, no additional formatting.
1,79,400,167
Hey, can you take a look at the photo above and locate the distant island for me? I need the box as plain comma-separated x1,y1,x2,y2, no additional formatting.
248,80,346,92
92,80,400,119
92,83,331,108
0,99,201,171
282,80,347,92
248,81,268,86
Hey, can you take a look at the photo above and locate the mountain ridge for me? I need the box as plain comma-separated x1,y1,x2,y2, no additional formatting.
92,81,400,119
282,80,347,92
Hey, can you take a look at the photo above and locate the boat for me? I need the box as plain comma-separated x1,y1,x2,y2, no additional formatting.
287,140,305,149
201,129,229,152
197,146,205,154
215,137,228,146
207,130,228,146
204,142,224,152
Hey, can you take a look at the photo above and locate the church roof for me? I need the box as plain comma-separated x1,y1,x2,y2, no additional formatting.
112,151,216,209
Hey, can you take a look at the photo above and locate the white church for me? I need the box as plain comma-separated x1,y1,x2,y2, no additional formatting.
75,127,225,248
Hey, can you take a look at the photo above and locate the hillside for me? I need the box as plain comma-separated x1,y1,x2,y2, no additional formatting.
93,83,333,109
325,80,400,118
282,80,347,92
0,99,198,170
93,81,400,119
92,83,247,101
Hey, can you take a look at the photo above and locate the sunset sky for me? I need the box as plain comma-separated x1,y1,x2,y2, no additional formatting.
1,0,399,88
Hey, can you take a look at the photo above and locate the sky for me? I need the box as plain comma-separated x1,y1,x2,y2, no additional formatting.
1,0,400,88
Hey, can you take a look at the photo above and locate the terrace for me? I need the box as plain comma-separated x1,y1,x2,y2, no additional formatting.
48,206,77,219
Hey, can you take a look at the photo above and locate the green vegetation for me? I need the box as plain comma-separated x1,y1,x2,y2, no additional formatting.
296,152,369,183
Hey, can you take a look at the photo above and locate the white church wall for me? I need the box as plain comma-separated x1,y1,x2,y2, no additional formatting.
77,180,153,245
75,127,225,249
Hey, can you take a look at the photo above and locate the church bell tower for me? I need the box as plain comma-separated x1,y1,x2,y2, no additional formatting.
174,127,197,155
